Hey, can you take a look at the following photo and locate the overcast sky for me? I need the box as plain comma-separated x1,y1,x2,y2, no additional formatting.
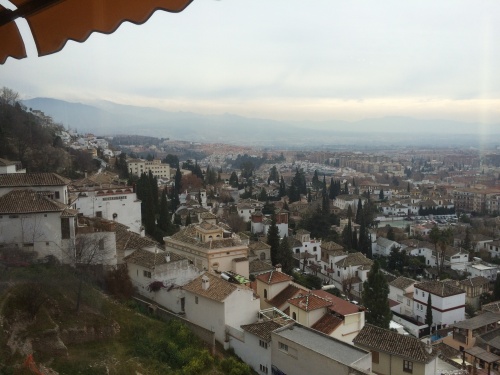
1,0,499,125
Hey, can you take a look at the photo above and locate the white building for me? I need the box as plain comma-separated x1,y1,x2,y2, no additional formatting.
251,209,289,239
272,324,373,375
0,172,69,204
127,158,170,179
413,280,465,327
0,158,25,174
164,221,249,277
73,186,142,234
290,229,322,262
124,247,201,313
467,261,499,281
388,276,416,317
182,272,260,344
0,189,77,261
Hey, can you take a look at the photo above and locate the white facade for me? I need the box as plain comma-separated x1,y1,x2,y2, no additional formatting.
0,210,76,260
229,326,273,375
127,158,170,178
183,276,260,344
467,262,499,281
271,324,372,375
413,283,465,326
73,188,142,233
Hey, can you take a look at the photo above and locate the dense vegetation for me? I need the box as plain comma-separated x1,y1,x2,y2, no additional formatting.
0,87,98,177
0,264,253,375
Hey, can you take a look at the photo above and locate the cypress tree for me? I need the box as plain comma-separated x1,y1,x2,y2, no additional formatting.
362,260,392,329
342,218,353,250
267,215,281,266
344,181,349,195
352,228,358,250
277,235,294,274
322,178,329,215
355,198,363,225
158,189,171,233
379,188,384,200
175,168,182,194
329,178,335,200
425,293,433,328
494,276,500,301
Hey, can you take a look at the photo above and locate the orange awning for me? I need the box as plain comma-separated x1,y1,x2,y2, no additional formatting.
0,0,193,64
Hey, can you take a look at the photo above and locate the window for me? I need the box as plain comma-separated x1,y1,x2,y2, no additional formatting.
292,312,297,320
195,296,199,304
143,270,151,278
55,191,60,199
96,211,103,218
99,239,105,250
403,360,413,373
259,340,268,349
259,364,268,374
61,217,70,239
279,342,288,352
407,299,410,306
264,289,267,299
372,350,379,364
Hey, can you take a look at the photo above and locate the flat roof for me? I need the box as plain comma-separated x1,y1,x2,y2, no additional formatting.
273,324,368,366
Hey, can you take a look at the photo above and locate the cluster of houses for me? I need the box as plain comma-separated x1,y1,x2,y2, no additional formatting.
4,157,500,374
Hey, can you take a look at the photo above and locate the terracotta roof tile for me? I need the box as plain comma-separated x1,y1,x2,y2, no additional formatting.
415,280,464,297
249,259,274,274
241,320,284,342
288,292,333,312
183,272,253,302
124,248,185,269
0,189,68,214
389,276,416,290
255,270,293,285
0,172,69,186
311,290,360,316
335,252,373,268
353,324,438,363
268,284,306,308
115,222,160,251
311,313,343,335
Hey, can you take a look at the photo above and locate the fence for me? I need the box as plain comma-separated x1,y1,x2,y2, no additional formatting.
132,296,215,354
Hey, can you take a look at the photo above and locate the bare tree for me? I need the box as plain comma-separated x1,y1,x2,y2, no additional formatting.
0,86,19,106
65,233,111,312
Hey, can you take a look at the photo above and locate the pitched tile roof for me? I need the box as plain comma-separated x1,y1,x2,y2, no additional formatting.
114,222,160,251
248,241,271,251
0,189,68,214
168,224,243,250
268,284,307,308
241,320,284,342
415,280,464,297
459,276,490,287
311,290,360,316
0,172,69,187
389,276,416,291
311,313,343,335
353,324,438,363
335,252,373,269
124,248,185,269
182,272,252,302
249,259,274,274
288,292,333,312
452,311,500,330
255,270,293,285
321,241,344,252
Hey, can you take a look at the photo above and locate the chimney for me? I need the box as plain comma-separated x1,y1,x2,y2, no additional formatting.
140,226,145,237
425,339,433,354
275,264,282,273
165,252,171,263
202,275,210,290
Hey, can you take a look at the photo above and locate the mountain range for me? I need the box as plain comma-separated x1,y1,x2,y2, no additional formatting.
22,97,500,148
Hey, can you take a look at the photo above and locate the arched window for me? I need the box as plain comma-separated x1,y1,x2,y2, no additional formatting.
292,312,297,320
260,252,266,260
264,289,268,299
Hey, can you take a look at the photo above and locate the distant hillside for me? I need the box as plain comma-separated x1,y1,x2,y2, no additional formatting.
22,98,499,147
